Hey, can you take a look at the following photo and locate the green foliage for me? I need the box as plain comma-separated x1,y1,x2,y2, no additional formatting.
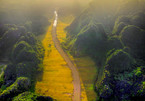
17,32,37,46
0,1,47,100
107,36,123,50
64,0,145,100
142,82,145,90
4,64,16,81
13,32,44,67
0,85,6,92
106,49,135,73
114,71,134,81
13,91,53,101
16,62,35,79
65,12,92,38
69,23,107,57
136,81,145,96
12,41,37,64
130,12,145,30
134,67,142,77
0,65,6,87
0,77,31,100
13,92,36,101
112,16,130,35
120,25,145,59
0,24,16,38
0,25,26,57
113,22,127,35
99,85,113,99
113,12,145,36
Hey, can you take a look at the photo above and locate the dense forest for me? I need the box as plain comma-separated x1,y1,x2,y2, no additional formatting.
65,0,145,100
0,0,52,100
0,0,145,101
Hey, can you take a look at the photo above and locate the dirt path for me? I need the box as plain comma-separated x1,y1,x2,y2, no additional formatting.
52,11,81,101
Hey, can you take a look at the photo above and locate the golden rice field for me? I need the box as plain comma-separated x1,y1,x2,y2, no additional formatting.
56,20,68,43
56,20,97,101
35,24,74,101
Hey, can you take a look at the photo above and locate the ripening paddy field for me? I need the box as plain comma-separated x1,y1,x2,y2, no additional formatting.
35,19,97,101
35,23,74,101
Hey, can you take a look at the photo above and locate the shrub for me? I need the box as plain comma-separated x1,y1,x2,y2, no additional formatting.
72,23,107,57
12,41,37,64
131,12,145,30
106,49,135,73
13,91,53,101
115,80,132,100
112,22,127,35
4,64,16,82
99,85,113,99
107,36,123,50
0,25,26,57
17,32,37,45
16,62,36,79
120,25,145,60
0,77,31,100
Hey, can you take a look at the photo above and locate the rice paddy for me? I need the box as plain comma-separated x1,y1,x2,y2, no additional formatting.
35,23,74,101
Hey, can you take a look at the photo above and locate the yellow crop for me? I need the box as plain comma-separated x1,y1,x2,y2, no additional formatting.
35,23,73,101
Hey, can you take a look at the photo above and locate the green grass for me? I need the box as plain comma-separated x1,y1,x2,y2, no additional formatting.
73,56,97,101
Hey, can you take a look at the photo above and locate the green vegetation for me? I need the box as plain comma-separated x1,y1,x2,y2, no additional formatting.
0,0,145,100
72,56,97,101
65,22,108,67
13,92,53,101
106,49,135,73
0,77,31,100
65,0,145,100
0,0,51,100
121,25,145,60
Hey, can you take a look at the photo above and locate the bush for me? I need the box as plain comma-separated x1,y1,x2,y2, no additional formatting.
16,62,36,79
17,32,37,46
13,91,53,101
99,85,113,99
112,22,127,35
71,23,107,57
0,77,31,100
0,24,16,38
112,16,130,35
106,49,135,73
115,80,132,100
0,25,26,57
107,36,123,50
4,64,16,82
13,92,36,101
12,41,37,64
131,12,145,30
120,25,145,60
